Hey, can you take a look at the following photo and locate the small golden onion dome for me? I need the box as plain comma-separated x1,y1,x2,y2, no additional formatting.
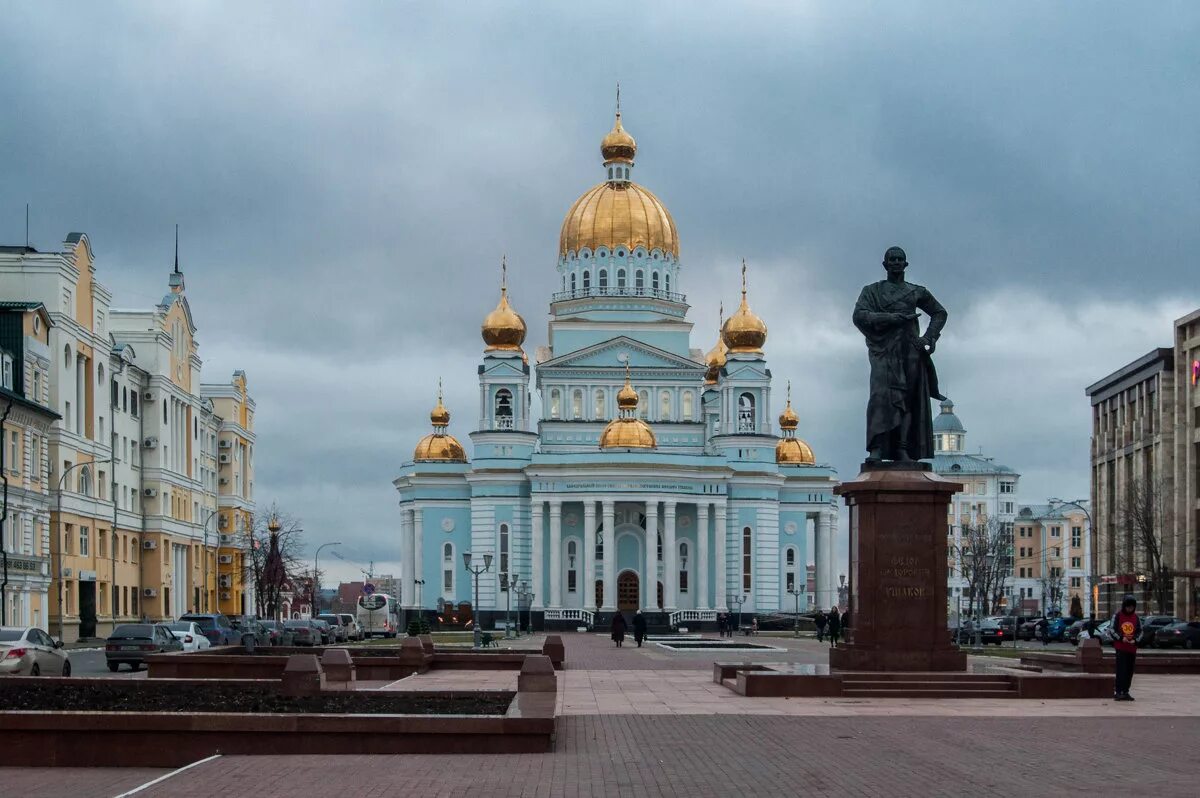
414,382,467,463
722,261,767,353
481,258,526,351
600,362,657,450
779,402,799,431
559,181,679,258
600,111,637,163
775,437,816,465
704,302,729,384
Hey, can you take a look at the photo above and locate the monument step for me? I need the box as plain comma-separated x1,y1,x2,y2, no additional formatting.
838,672,1009,683
842,687,1017,699
842,678,1013,692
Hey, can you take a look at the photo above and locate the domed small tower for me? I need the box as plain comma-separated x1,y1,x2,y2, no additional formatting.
481,256,527,352
722,260,767,354
413,381,467,463
776,381,816,465
704,301,728,385
933,398,966,454
599,363,657,450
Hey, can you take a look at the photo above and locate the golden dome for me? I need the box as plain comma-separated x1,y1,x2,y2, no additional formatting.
704,301,729,384
779,381,798,430
776,437,815,465
600,112,637,163
722,260,767,353
560,180,679,258
600,362,656,450
481,257,526,351
414,382,467,463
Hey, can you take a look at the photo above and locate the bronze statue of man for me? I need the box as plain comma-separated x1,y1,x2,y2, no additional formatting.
852,246,947,463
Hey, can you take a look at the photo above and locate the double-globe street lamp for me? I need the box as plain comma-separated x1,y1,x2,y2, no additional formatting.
517,580,535,635
462,551,493,649
787,586,803,638
504,571,519,639
729,593,747,635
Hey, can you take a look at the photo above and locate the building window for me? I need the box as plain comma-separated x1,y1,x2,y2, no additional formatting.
582,270,591,290
742,527,752,592
1050,526,1061,538
594,389,606,419
617,268,626,288
679,541,688,593
635,270,644,290
659,390,671,420
570,273,576,292
638,390,649,419
571,389,583,419
598,269,608,290
595,529,604,561
652,271,660,290
664,273,671,293
738,393,756,432
1071,527,1081,548
80,526,90,557
494,389,514,430
1,353,12,390
566,540,577,593
681,390,693,420
499,523,510,591
78,465,91,496
7,430,17,475
550,389,562,419
1071,556,1081,569
443,543,454,596
1070,577,1082,589
131,392,139,418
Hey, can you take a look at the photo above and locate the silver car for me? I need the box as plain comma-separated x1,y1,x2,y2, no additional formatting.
0,626,71,676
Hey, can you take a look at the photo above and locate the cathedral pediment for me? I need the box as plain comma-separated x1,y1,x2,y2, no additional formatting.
539,336,703,372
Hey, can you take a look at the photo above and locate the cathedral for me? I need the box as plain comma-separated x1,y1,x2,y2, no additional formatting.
394,108,839,630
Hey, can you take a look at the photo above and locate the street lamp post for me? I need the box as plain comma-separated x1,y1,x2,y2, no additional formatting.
729,593,746,634
504,572,519,639
312,541,342,617
463,551,493,649
787,587,802,638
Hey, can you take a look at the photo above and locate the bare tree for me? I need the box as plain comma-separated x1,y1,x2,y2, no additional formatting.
1037,571,1066,616
954,517,1014,623
243,504,306,620
1118,475,1170,613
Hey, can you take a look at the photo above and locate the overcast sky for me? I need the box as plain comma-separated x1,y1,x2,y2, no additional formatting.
2,2,1196,585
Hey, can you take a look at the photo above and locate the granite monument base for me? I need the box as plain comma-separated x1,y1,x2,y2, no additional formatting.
830,462,966,673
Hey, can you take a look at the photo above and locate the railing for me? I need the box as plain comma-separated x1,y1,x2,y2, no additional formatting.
670,610,717,628
551,287,687,304
543,608,595,627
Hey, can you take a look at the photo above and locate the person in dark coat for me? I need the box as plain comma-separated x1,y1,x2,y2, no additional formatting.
716,613,727,637
814,610,827,643
1111,595,1142,701
610,613,627,647
827,605,841,647
633,611,648,648
841,608,851,634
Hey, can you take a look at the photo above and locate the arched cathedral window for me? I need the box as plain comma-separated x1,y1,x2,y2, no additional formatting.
659,390,671,420
738,392,756,433
681,390,693,420
550,389,562,419
571,389,583,419
582,270,590,290
494,389,513,430
599,269,608,290
638,390,649,419
652,271,659,291
635,270,644,290
594,389,606,419
617,269,626,288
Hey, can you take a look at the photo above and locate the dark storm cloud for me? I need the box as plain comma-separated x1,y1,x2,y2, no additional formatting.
2,2,1197,579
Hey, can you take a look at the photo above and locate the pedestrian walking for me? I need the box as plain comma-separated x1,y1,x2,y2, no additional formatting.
1110,595,1141,701
611,612,627,648
1037,617,1049,646
841,608,851,635
827,605,841,647
633,610,648,648
716,612,726,638
814,610,827,643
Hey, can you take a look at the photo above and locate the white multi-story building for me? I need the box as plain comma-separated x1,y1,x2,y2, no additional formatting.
931,400,1021,622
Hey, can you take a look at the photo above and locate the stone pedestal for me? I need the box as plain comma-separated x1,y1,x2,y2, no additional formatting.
517,655,557,693
829,463,966,672
320,648,357,683
281,654,325,696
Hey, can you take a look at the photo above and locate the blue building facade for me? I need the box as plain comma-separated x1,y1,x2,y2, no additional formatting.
394,110,839,629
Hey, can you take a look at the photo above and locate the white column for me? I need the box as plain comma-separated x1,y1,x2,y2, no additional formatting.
663,500,677,611
583,500,597,611
817,510,833,609
401,509,414,609
697,502,710,610
549,500,562,608
530,501,544,610
602,500,616,610
714,501,727,610
812,512,826,609
644,499,659,610
412,507,424,609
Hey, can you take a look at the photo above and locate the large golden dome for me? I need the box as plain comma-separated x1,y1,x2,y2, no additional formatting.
559,111,679,258
481,258,526,352
722,261,767,353
414,384,467,463
600,363,657,450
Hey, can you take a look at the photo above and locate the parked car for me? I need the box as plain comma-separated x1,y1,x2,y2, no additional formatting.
178,613,238,646
235,619,272,648
1017,618,1044,641
1095,619,1113,645
338,614,363,642
311,619,334,645
0,627,71,676
1154,621,1200,649
317,614,349,643
284,619,319,646
1045,617,1077,643
953,619,1006,645
1139,615,1184,647
1065,620,1089,645
166,621,213,653
261,620,293,646
105,623,183,671
991,616,1018,637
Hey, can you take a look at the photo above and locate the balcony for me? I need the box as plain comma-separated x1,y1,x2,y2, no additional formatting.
551,286,686,304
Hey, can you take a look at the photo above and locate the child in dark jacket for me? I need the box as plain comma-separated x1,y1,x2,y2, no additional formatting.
1110,594,1141,701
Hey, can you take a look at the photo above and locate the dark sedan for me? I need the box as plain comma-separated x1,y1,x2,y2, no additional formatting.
953,620,1006,646
105,624,183,671
284,619,319,646
1140,615,1184,647
1154,621,1200,649
261,620,293,646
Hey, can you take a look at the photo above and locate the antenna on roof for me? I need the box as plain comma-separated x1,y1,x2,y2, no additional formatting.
174,224,180,274
25,203,30,249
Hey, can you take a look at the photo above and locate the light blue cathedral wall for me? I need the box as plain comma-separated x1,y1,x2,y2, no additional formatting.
551,328,692,359
417,503,472,607
778,507,810,612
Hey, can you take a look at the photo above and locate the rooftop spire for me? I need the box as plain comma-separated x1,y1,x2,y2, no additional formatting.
501,254,507,293
174,224,180,274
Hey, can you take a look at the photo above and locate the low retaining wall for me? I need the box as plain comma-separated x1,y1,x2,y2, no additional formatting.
1021,648,1200,674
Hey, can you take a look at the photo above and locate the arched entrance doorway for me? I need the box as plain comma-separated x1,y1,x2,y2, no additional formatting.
617,571,639,611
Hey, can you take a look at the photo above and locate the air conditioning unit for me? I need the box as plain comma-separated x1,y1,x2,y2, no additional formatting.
218,516,229,530
143,488,158,498
60,567,72,578
142,587,158,597
219,534,236,546
220,590,232,600
219,439,232,449
143,539,157,550
218,453,231,464
218,554,233,565
142,437,158,449
218,477,229,486
218,575,233,588
143,391,154,401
